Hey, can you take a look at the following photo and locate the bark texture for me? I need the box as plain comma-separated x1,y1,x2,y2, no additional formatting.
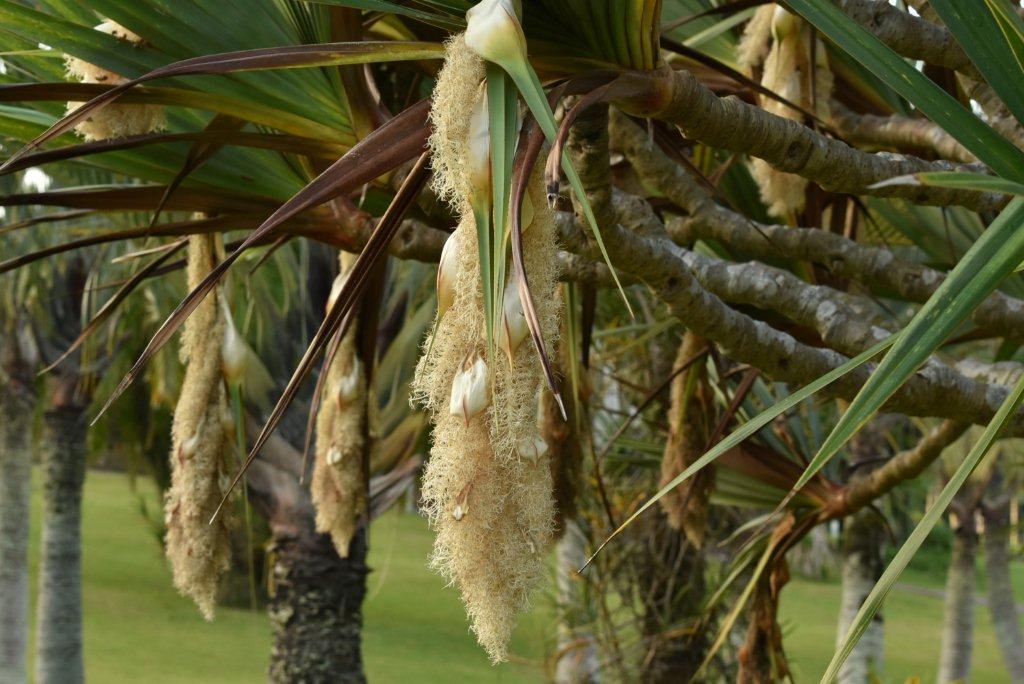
835,510,885,684
636,513,708,684
34,405,87,684
938,512,978,684
982,490,1024,682
0,333,35,684
246,424,368,683
267,527,368,683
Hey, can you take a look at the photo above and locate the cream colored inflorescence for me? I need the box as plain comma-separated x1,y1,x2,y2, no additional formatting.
164,234,234,620
64,20,164,141
412,34,560,663
740,5,833,219
311,253,368,558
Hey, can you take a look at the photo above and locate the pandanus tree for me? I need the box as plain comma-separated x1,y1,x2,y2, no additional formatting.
7,0,1024,680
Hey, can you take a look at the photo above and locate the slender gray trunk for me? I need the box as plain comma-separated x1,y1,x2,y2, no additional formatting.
938,515,978,684
983,494,1024,682
0,342,35,684
555,520,600,684
34,405,87,684
835,509,885,684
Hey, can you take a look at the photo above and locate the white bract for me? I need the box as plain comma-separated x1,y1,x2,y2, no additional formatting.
437,229,460,319
516,434,548,463
220,300,248,385
336,357,362,406
466,86,491,204
496,276,529,364
449,351,491,424
464,0,527,70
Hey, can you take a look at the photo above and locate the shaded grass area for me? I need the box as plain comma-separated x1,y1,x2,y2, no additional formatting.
25,468,1023,682
26,468,549,683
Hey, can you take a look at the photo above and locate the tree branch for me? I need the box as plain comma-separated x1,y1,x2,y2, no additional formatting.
617,68,1003,213
827,419,968,519
609,110,1024,344
569,105,1024,436
830,102,975,164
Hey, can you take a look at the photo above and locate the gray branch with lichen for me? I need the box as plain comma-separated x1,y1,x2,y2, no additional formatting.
608,110,1024,344
616,68,1002,213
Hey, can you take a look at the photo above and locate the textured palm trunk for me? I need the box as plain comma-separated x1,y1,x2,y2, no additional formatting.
982,495,1024,682
938,512,978,684
246,417,368,684
0,341,35,684
267,526,368,682
34,403,87,684
835,509,885,684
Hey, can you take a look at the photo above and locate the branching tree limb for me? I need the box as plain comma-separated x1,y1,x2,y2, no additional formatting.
609,111,1024,343
617,68,1003,213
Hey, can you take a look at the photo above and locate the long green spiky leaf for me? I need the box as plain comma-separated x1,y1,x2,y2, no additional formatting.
871,171,1024,196
486,63,518,352
785,0,1024,181
929,0,1024,129
501,58,633,315
824,372,1024,682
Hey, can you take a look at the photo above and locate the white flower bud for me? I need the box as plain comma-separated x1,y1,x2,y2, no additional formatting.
516,434,548,463
221,300,248,385
436,229,460,319
326,446,342,466
464,0,527,70
335,357,361,407
449,350,490,425
496,277,529,366
179,432,200,460
453,482,472,521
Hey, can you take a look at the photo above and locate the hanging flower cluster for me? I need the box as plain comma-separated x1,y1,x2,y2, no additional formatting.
311,255,368,557
739,4,833,219
164,234,234,619
64,20,165,141
412,12,561,661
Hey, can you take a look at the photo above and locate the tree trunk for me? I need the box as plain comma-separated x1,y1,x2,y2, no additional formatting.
835,509,885,684
0,333,35,684
34,404,87,684
938,512,978,684
267,526,368,683
982,490,1024,682
245,422,368,683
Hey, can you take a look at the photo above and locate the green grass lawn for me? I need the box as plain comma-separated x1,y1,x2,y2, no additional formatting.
23,468,1024,682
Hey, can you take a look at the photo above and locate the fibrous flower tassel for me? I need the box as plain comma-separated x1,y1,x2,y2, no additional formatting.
64,20,165,141
741,4,833,219
164,233,233,619
311,254,368,558
414,31,561,662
